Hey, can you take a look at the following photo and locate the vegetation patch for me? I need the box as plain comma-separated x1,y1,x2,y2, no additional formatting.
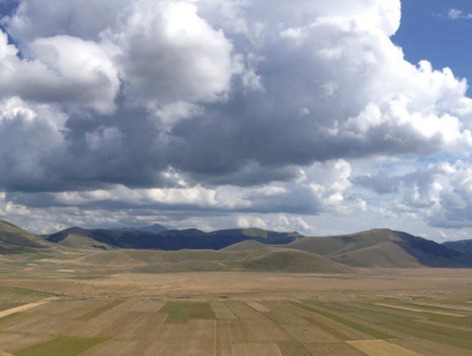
375,303,466,317
160,301,216,323
387,320,472,350
0,286,57,299
14,336,107,356
293,301,391,339
24,253,55,261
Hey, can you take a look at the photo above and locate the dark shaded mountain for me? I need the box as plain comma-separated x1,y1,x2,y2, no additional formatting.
288,229,472,268
118,223,168,234
0,219,50,253
443,239,472,255
44,226,304,251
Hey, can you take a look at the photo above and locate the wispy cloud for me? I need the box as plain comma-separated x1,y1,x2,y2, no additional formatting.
447,8,472,20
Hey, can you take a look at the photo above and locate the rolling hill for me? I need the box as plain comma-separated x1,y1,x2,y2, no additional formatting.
288,229,472,268
2,218,471,269
0,219,50,253
77,244,352,273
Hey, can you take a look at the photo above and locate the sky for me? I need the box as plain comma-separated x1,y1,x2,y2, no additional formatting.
1,0,472,241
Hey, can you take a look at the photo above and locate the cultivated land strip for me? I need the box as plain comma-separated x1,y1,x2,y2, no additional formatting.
347,340,422,356
375,303,467,317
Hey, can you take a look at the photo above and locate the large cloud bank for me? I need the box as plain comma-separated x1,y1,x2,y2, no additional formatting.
0,0,471,237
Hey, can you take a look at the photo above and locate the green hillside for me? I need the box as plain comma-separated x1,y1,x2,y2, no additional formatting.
289,229,472,268
76,244,351,274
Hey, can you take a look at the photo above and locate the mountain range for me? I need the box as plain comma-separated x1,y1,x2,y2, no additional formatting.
443,239,472,255
0,218,471,270
44,225,302,250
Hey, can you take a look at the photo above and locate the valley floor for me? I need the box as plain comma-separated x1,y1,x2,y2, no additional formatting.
0,266,471,355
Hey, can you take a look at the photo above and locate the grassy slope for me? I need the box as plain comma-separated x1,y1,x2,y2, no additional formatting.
78,244,352,273
0,219,50,253
52,234,114,250
288,229,471,268
241,247,352,273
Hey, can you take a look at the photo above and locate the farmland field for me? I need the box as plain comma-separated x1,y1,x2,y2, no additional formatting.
0,258,471,355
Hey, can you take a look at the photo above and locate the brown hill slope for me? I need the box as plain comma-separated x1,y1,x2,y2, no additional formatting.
0,219,50,253
240,247,352,273
288,229,471,268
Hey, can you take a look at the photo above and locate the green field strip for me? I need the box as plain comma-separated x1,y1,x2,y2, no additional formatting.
160,301,216,323
387,301,472,324
343,310,402,325
375,302,467,318
73,300,125,321
320,302,407,325
386,321,472,350
304,301,394,339
424,315,472,328
287,303,361,340
414,316,472,333
326,302,439,340
14,335,107,356
0,286,58,299
372,303,472,326
293,301,391,339
264,301,315,325
389,300,472,314
395,319,472,342
297,313,353,340
322,301,472,341
24,253,55,261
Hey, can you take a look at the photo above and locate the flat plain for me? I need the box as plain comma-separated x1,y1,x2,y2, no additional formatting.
0,250,471,355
